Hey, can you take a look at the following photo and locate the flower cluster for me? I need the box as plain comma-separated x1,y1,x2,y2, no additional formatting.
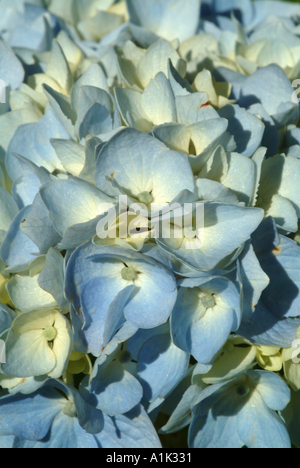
1,0,300,449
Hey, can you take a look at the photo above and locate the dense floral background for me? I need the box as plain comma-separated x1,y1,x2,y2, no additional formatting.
1,0,300,448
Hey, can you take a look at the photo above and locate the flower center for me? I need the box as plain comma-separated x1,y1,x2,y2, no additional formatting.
43,326,57,342
137,191,153,205
236,384,250,397
121,266,137,281
201,294,215,309
63,401,77,418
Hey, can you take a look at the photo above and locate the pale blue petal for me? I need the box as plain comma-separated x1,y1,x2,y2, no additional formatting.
90,360,143,416
126,0,201,42
137,333,189,403
38,248,69,312
79,278,133,356
0,40,24,90
247,370,291,411
238,301,300,347
218,104,264,157
0,205,39,269
20,193,61,254
40,178,112,237
239,64,298,121
94,128,195,202
95,405,162,448
0,388,64,440
237,394,291,448
239,240,270,321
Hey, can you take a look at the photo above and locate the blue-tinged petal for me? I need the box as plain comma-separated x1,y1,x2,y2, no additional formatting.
188,119,229,169
0,387,64,440
157,202,264,271
64,383,104,435
18,413,99,449
70,306,88,354
0,205,39,270
136,333,189,403
167,59,194,97
258,235,300,319
250,147,267,208
46,40,73,95
142,72,176,126
0,40,24,90
213,67,248,101
94,128,195,203
12,172,42,210
189,398,243,448
87,322,139,392
67,252,130,316
114,87,153,132
74,86,114,140
126,0,201,42
77,102,113,141
43,85,76,139
66,243,177,329
70,64,110,114
247,370,291,412
196,178,239,205
0,108,39,161
79,278,133,356
264,194,298,234
237,392,291,448
237,301,300,347
238,64,298,122
122,259,177,329
79,135,99,185
8,153,52,187
171,277,241,364
95,405,162,448
40,177,113,237
0,435,15,448
0,187,18,244
58,216,107,251
247,103,279,158
258,154,300,220
20,192,61,254
251,216,279,256
37,248,69,312
152,123,190,154
175,92,218,126
138,39,186,90
6,273,57,313
1,375,48,396
0,304,16,335
213,0,254,26
159,383,203,435
50,139,85,177
126,323,169,361
6,109,68,181
218,104,264,157
220,152,256,206
90,360,143,416
190,370,291,448
239,241,270,321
